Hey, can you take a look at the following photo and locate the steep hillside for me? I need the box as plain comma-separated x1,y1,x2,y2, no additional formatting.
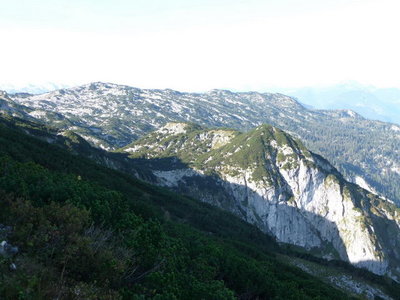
123,122,400,280
0,91,36,121
0,116,361,299
1,116,400,298
5,82,400,205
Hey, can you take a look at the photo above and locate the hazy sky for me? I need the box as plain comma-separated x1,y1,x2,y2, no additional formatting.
1,0,400,91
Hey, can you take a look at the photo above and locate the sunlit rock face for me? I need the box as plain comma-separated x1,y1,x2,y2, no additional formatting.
125,123,400,278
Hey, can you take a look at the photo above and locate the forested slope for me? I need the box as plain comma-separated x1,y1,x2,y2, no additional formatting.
0,117,363,299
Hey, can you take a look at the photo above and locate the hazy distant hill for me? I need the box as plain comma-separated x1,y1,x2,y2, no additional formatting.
0,82,72,94
280,82,400,125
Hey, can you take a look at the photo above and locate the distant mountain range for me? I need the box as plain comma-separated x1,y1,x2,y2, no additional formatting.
0,82,72,94
280,82,400,125
3,81,399,124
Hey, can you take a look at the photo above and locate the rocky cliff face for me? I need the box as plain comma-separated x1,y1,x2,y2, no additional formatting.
124,122,400,278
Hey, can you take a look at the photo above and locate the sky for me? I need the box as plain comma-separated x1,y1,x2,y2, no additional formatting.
1,0,400,92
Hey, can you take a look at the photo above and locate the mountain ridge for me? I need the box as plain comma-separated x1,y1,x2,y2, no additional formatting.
121,122,400,279
4,81,399,205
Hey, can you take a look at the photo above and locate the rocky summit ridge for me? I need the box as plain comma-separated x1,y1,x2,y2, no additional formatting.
123,122,400,279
